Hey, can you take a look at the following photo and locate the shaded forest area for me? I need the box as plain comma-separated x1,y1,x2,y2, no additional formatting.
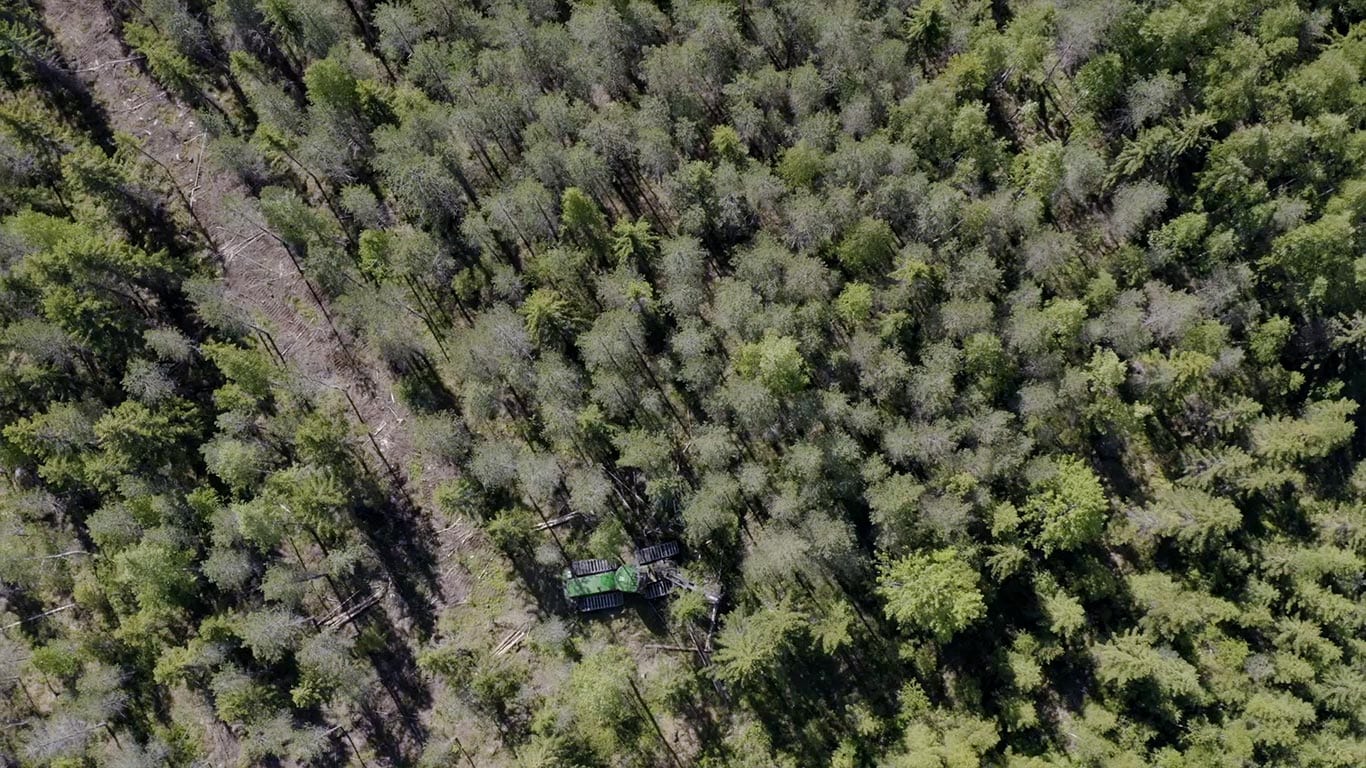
2,0,1366,766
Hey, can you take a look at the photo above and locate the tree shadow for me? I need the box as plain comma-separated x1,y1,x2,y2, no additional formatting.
25,16,199,263
722,624,910,764
673,679,728,762
314,729,353,768
25,18,117,152
354,608,432,765
354,492,439,639
632,598,673,636
355,693,411,767
507,554,573,617
742,653,858,761
393,354,458,414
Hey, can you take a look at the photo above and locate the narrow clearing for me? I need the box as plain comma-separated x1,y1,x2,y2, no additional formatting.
39,0,456,762
38,0,413,474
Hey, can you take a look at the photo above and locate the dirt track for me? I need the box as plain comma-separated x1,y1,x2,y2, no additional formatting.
38,0,413,472
37,1,443,763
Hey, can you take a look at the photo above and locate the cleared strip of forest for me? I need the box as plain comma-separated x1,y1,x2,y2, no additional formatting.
38,0,412,484
36,0,465,762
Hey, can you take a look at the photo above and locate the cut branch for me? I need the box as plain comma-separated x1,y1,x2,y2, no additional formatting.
3,603,76,630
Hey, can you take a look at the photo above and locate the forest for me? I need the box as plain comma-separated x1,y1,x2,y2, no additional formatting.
1,0,1365,765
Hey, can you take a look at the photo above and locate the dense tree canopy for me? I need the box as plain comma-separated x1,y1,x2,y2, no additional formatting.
3,0,1366,766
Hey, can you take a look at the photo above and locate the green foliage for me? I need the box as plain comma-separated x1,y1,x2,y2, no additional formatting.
560,187,608,249
1250,315,1292,364
713,603,807,685
357,228,393,281
521,288,573,344
1022,457,1108,554
1252,399,1357,462
212,667,281,725
122,23,202,99
1094,630,1201,699
836,217,898,276
1075,53,1125,115
611,217,659,265
1265,212,1362,310
557,646,652,759
904,0,947,59
735,331,809,395
112,535,199,616
878,548,985,641
710,124,746,163
836,282,874,325
1039,583,1086,641
304,57,361,113
776,142,828,189
89,398,199,484
883,708,999,768
30,644,81,684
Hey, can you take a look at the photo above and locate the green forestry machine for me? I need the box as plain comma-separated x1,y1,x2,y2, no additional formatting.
563,542,716,612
